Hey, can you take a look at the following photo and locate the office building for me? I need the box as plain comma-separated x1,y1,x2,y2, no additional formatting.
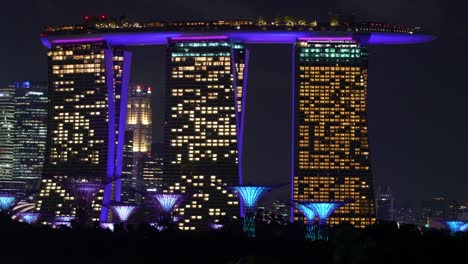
12,82,48,191
0,84,16,180
376,186,395,221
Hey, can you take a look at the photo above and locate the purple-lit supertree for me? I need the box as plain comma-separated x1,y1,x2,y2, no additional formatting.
151,193,184,224
64,179,103,226
229,186,271,238
18,212,40,224
110,202,138,229
53,216,74,228
0,193,17,213
293,202,318,241
307,201,350,240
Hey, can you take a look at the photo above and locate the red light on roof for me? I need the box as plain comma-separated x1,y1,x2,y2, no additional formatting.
85,16,89,20
102,15,106,19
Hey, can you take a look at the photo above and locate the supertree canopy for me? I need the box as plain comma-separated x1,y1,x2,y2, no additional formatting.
19,212,40,224
0,194,16,212
295,203,318,241
110,204,138,222
152,193,183,214
229,185,271,238
53,216,74,227
229,186,271,209
66,181,103,203
306,201,350,240
445,221,466,233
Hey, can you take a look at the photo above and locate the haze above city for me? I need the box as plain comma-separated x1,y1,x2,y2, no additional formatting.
0,0,467,206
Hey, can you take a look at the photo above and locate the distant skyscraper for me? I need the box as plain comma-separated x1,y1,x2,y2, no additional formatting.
163,37,247,230
120,130,136,203
0,84,16,180
12,82,48,191
36,41,132,222
376,186,395,221
141,152,163,195
127,84,152,154
292,38,376,227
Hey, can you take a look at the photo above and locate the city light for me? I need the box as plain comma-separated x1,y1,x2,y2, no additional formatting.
307,202,345,221
296,204,316,222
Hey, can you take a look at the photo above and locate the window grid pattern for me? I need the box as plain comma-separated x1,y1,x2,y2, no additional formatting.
293,41,376,228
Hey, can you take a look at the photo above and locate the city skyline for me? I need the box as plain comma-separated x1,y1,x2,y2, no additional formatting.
0,1,466,206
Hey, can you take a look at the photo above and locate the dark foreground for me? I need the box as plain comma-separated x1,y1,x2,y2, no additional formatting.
1,215,467,264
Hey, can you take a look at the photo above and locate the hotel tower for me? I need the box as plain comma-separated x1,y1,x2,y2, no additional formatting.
163,37,247,230
292,38,375,227
36,41,132,222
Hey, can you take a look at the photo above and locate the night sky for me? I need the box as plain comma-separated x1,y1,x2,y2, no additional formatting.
0,0,467,206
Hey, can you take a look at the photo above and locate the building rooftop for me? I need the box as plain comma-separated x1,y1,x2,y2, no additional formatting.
40,16,435,47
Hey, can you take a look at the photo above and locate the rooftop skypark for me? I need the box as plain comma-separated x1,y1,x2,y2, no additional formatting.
39,16,434,47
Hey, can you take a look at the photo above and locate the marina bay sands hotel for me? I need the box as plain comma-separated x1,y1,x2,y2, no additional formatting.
36,17,434,230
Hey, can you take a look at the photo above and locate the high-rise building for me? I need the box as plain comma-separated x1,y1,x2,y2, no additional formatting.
376,186,395,221
0,84,16,180
120,130,136,203
36,41,132,222
141,152,163,195
127,85,152,154
12,82,48,191
292,38,376,227
163,37,247,230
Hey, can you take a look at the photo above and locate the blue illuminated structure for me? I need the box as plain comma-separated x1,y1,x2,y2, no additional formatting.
151,194,184,223
460,223,468,232
110,204,138,222
445,221,466,234
0,194,16,212
19,212,40,224
307,201,350,240
229,186,271,238
295,203,318,241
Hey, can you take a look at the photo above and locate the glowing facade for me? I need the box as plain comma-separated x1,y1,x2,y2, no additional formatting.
127,85,152,153
230,186,270,237
292,39,376,228
12,82,48,191
0,84,15,179
163,37,247,230
141,152,164,196
120,131,137,203
36,41,132,223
